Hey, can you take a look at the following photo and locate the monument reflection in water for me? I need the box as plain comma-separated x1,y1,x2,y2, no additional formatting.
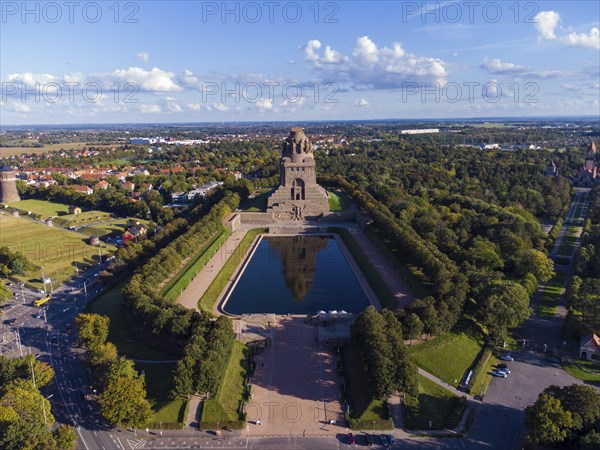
222,235,371,315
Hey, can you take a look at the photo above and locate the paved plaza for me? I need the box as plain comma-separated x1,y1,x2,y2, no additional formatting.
244,317,346,436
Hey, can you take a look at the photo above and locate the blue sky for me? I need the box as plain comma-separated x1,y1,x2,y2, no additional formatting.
1,1,599,124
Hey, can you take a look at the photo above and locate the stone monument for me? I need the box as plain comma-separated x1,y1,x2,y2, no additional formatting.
267,128,329,220
0,164,20,203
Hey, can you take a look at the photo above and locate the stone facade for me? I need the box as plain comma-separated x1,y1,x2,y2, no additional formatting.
0,164,20,203
267,128,330,220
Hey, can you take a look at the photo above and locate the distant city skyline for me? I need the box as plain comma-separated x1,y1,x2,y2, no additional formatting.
1,1,599,125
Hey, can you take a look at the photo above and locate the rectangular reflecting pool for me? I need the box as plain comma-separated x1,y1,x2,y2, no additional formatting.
221,235,371,315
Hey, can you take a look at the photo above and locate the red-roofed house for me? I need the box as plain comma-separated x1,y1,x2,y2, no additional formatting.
68,185,94,195
579,334,600,361
96,180,109,190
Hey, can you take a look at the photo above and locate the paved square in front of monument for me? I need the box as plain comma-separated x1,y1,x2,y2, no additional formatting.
244,317,346,437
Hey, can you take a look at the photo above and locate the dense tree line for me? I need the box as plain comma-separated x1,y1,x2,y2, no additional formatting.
0,355,77,450
350,307,417,399
73,313,152,429
566,185,600,337
122,191,239,342
525,384,600,449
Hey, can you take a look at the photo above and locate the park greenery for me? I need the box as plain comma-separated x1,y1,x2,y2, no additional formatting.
566,185,600,338
525,384,600,449
73,313,153,429
0,355,77,450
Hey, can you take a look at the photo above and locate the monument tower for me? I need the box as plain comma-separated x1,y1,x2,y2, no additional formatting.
267,128,330,220
0,164,20,203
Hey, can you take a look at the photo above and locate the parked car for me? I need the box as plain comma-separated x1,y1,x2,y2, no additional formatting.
497,363,508,370
3,318,16,324
496,367,511,374
364,434,373,446
500,354,514,361
380,434,389,446
492,370,508,378
347,433,355,445
387,435,396,445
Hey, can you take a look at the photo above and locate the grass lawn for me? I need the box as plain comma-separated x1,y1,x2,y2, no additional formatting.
162,228,230,301
405,375,466,430
134,361,187,427
237,190,271,212
85,283,177,360
198,228,265,314
538,271,567,318
201,341,249,426
328,191,352,212
341,342,391,430
6,199,70,216
408,333,482,387
0,213,115,287
468,348,497,397
563,360,600,384
557,225,580,257
330,227,396,309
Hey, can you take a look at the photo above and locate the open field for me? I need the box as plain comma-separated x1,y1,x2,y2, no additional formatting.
0,142,116,157
405,375,467,430
538,271,567,318
408,333,482,387
85,283,177,360
201,340,248,427
0,213,115,287
6,199,70,216
134,361,187,427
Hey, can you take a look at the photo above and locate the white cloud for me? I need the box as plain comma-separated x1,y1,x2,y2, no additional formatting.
112,67,182,92
162,97,182,112
7,72,57,85
563,27,600,50
304,39,322,62
534,11,599,50
354,98,370,107
136,51,149,63
303,36,448,89
187,103,201,111
481,58,530,74
139,103,161,113
534,11,560,40
209,103,229,112
353,36,379,66
180,69,199,86
256,98,273,111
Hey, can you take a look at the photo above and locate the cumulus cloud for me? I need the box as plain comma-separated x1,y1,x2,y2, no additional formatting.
139,103,161,113
112,67,182,92
180,69,199,86
354,98,370,107
209,103,229,112
136,51,149,63
534,11,599,50
303,36,448,89
256,98,273,111
481,58,531,74
187,103,201,111
563,27,600,50
7,72,57,85
534,11,560,40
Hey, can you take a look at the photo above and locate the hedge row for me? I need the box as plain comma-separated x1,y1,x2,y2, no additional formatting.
346,417,394,430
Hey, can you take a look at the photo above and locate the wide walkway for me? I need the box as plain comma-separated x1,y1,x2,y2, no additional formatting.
176,229,248,312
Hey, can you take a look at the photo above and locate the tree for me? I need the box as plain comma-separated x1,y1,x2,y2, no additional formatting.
74,313,110,348
404,313,424,346
52,425,77,450
544,384,600,432
579,430,600,450
0,282,12,304
99,358,152,429
87,342,117,372
516,249,555,284
525,393,574,445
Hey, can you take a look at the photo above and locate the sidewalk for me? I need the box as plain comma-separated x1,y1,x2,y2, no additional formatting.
176,229,248,312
